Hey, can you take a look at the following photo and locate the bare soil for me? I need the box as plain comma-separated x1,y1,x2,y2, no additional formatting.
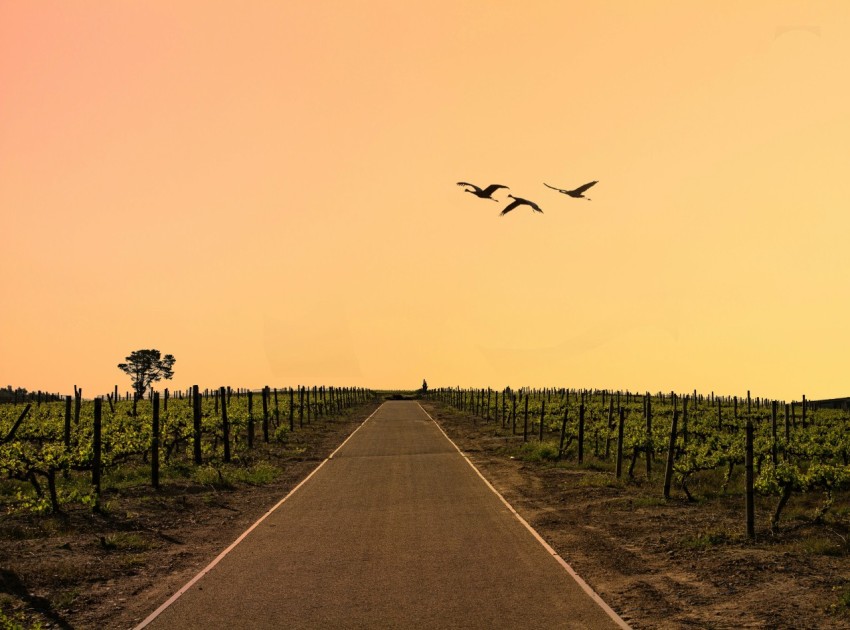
2,399,849,629
424,402,850,630
0,404,380,630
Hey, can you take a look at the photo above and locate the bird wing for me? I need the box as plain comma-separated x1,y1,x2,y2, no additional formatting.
457,182,480,192
499,200,521,216
481,184,509,196
543,182,571,194
572,180,598,194
521,199,543,213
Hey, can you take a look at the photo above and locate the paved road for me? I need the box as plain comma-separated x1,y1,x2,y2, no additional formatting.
140,401,626,629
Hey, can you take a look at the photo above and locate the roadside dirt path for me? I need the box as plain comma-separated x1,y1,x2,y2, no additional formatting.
423,402,850,630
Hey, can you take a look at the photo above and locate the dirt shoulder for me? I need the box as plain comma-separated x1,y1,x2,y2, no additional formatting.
0,403,380,630
422,402,850,630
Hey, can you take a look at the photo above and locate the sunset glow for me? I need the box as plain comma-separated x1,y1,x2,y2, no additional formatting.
2,2,848,401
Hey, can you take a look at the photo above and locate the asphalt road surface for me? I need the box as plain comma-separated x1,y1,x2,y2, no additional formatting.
139,401,627,629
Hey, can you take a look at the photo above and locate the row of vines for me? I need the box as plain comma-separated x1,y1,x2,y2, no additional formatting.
0,385,375,514
426,387,850,537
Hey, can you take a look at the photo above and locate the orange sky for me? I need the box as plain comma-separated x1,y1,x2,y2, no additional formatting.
2,2,848,401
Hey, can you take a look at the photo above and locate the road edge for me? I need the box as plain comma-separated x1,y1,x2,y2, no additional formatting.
418,402,632,630
133,404,383,629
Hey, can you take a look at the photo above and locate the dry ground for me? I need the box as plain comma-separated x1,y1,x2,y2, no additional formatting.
0,403,381,630
2,398,849,629
423,402,850,630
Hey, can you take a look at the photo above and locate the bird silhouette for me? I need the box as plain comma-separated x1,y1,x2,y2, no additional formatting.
457,182,509,201
500,194,543,216
543,180,598,200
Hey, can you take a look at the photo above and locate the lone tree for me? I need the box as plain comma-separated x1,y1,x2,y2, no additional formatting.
118,349,176,399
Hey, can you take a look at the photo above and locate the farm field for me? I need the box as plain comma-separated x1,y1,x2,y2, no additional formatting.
421,390,850,629
1,387,849,628
0,389,378,629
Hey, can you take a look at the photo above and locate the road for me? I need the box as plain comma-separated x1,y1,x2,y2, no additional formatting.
139,401,627,629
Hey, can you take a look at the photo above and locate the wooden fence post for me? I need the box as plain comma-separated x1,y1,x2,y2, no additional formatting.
193,385,202,465
523,394,529,442
74,389,82,425
784,403,790,458
152,392,160,489
220,386,230,463
539,399,545,442
578,403,585,464
558,405,569,459
64,395,72,448
745,416,755,538
645,394,652,478
93,398,102,511
502,389,508,429
771,400,778,465
616,407,625,479
247,390,254,449
263,386,270,442
663,406,679,499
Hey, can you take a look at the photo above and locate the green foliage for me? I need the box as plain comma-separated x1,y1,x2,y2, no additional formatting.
232,462,280,486
801,536,847,557
0,609,43,630
682,529,733,550
0,386,373,514
436,387,850,531
192,465,234,489
518,441,560,462
831,584,850,616
190,461,280,488
274,425,290,444
100,532,154,552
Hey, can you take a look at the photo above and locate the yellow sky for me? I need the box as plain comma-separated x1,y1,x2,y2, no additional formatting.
2,2,848,401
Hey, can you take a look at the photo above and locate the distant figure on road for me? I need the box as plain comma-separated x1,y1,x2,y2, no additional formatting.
422,379,428,393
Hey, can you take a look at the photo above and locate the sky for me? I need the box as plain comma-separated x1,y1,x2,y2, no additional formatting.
2,1,849,401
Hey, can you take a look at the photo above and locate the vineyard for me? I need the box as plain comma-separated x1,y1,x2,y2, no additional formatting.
0,385,375,516
426,387,850,536
2,384,849,628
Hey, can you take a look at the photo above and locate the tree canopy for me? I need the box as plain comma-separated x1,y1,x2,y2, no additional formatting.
117,349,175,399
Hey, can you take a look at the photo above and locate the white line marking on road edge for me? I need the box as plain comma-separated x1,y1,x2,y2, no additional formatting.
133,403,384,629
418,403,632,630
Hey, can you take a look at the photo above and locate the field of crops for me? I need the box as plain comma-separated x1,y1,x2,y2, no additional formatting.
427,387,850,535
0,386,374,515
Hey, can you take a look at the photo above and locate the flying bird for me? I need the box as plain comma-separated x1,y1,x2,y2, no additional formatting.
543,180,598,200
457,182,509,201
500,194,543,216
